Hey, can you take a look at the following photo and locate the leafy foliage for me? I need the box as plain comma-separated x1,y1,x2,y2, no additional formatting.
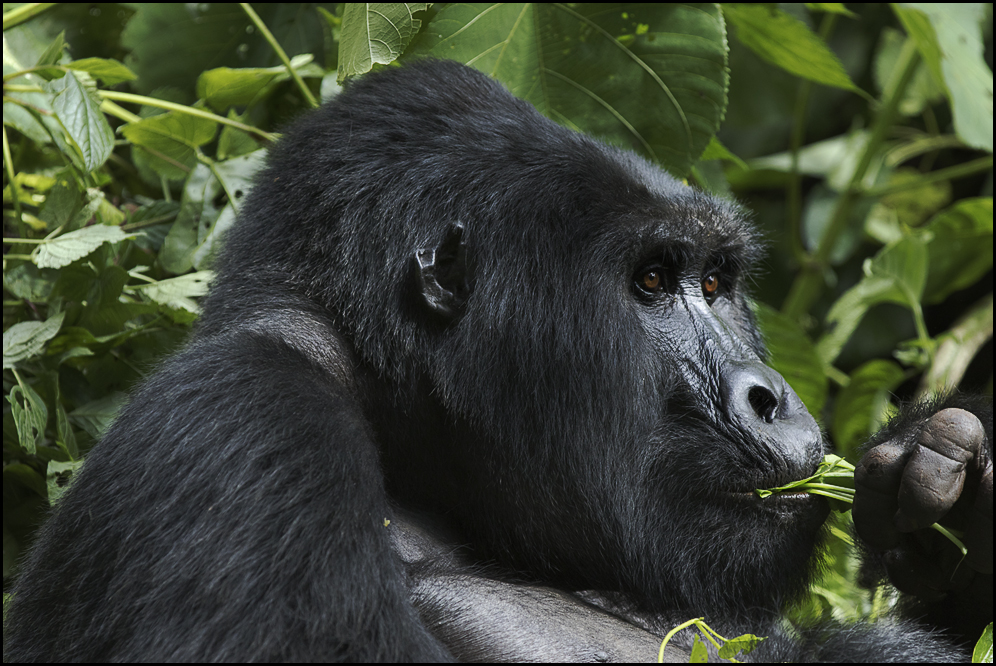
3,0,993,650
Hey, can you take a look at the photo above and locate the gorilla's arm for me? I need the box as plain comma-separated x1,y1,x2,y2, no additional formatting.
3,330,450,662
388,512,684,663
390,511,968,663
853,396,993,644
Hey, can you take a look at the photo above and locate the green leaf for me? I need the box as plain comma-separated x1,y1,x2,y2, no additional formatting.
894,4,993,152
338,3,428,82
412,3,728,176
805,4,857,18
699,136,748,170
121,108,218,177
3,312,66,369
197,54,319,112
2,263,57,302
873,28,944,116
974,622,993,663
46,459,84,506
723,4,858,92
921,197,993,304
35,31,66,67
832,360,905,458
8,378,48,455
33,225,131,269
718,633,766,660
43,71,115,172
69,393,127,439
67,57,137,86
689,633,709,663
55,402,79,460
133,271,214,314
755,303,827,419
817,235,928,365
160,151,266,273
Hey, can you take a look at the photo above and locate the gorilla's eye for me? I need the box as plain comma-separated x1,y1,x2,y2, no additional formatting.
641,270,663,292
703,274,720,298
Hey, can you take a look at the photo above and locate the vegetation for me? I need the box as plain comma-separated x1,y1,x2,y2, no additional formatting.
3,0,992,643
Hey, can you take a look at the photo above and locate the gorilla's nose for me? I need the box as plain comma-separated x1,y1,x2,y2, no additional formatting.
723,361,823,475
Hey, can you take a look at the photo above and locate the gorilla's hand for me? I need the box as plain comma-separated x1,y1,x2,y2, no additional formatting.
853,408,993,604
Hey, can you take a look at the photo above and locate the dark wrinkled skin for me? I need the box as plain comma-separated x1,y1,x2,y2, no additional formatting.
3,60,990,663
855,403,993,645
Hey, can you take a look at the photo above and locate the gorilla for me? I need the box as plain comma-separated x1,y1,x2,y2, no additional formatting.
4,59,992,662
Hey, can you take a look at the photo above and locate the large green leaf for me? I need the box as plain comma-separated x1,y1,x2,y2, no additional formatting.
43,70,115,172
338,3,428,82
411,3,728,175
922,197,993,304
3,312,66,369
723,4,858,92
894,4,993,152
33,225,131,269
197,55,322,112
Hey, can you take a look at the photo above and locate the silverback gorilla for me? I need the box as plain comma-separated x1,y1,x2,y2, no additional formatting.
4,59,992,662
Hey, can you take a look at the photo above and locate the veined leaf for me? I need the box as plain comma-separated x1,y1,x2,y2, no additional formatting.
338,3,428,81
33,225,131,269
411,3,728,175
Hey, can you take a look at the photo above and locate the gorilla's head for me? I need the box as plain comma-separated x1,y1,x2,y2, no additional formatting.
219,59,828,618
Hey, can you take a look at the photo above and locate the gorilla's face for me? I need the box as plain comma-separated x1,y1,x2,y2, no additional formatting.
418,149,828,616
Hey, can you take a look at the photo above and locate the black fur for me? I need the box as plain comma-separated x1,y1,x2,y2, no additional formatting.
4,59,990,662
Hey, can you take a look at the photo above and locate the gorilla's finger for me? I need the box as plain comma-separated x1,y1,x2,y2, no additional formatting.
882,546,948,602
895,409,984,532
854,443,906,549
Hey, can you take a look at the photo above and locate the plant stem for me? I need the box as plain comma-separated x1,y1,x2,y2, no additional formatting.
239,3,319,108
98,91,278,144
1,2,56,31
866,155,994,197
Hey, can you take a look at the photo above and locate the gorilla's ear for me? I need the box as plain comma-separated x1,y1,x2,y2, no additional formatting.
414,223,471,319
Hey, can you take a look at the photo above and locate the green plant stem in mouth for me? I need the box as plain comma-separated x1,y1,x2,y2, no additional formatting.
756,454,967,556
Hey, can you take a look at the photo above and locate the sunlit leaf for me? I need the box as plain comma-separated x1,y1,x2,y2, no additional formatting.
689,634,708,663
46,460,83,506
133,271,214,314
2,312,66,369
894,4,993,152
33,225,131,269
197,54,320,111
67,57,137,85
974,622,993,663
718,633,765,660
724,4,858,91
338,3,428,82
43,71,115,171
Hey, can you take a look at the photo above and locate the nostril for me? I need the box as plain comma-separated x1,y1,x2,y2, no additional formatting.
748,386,778,423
